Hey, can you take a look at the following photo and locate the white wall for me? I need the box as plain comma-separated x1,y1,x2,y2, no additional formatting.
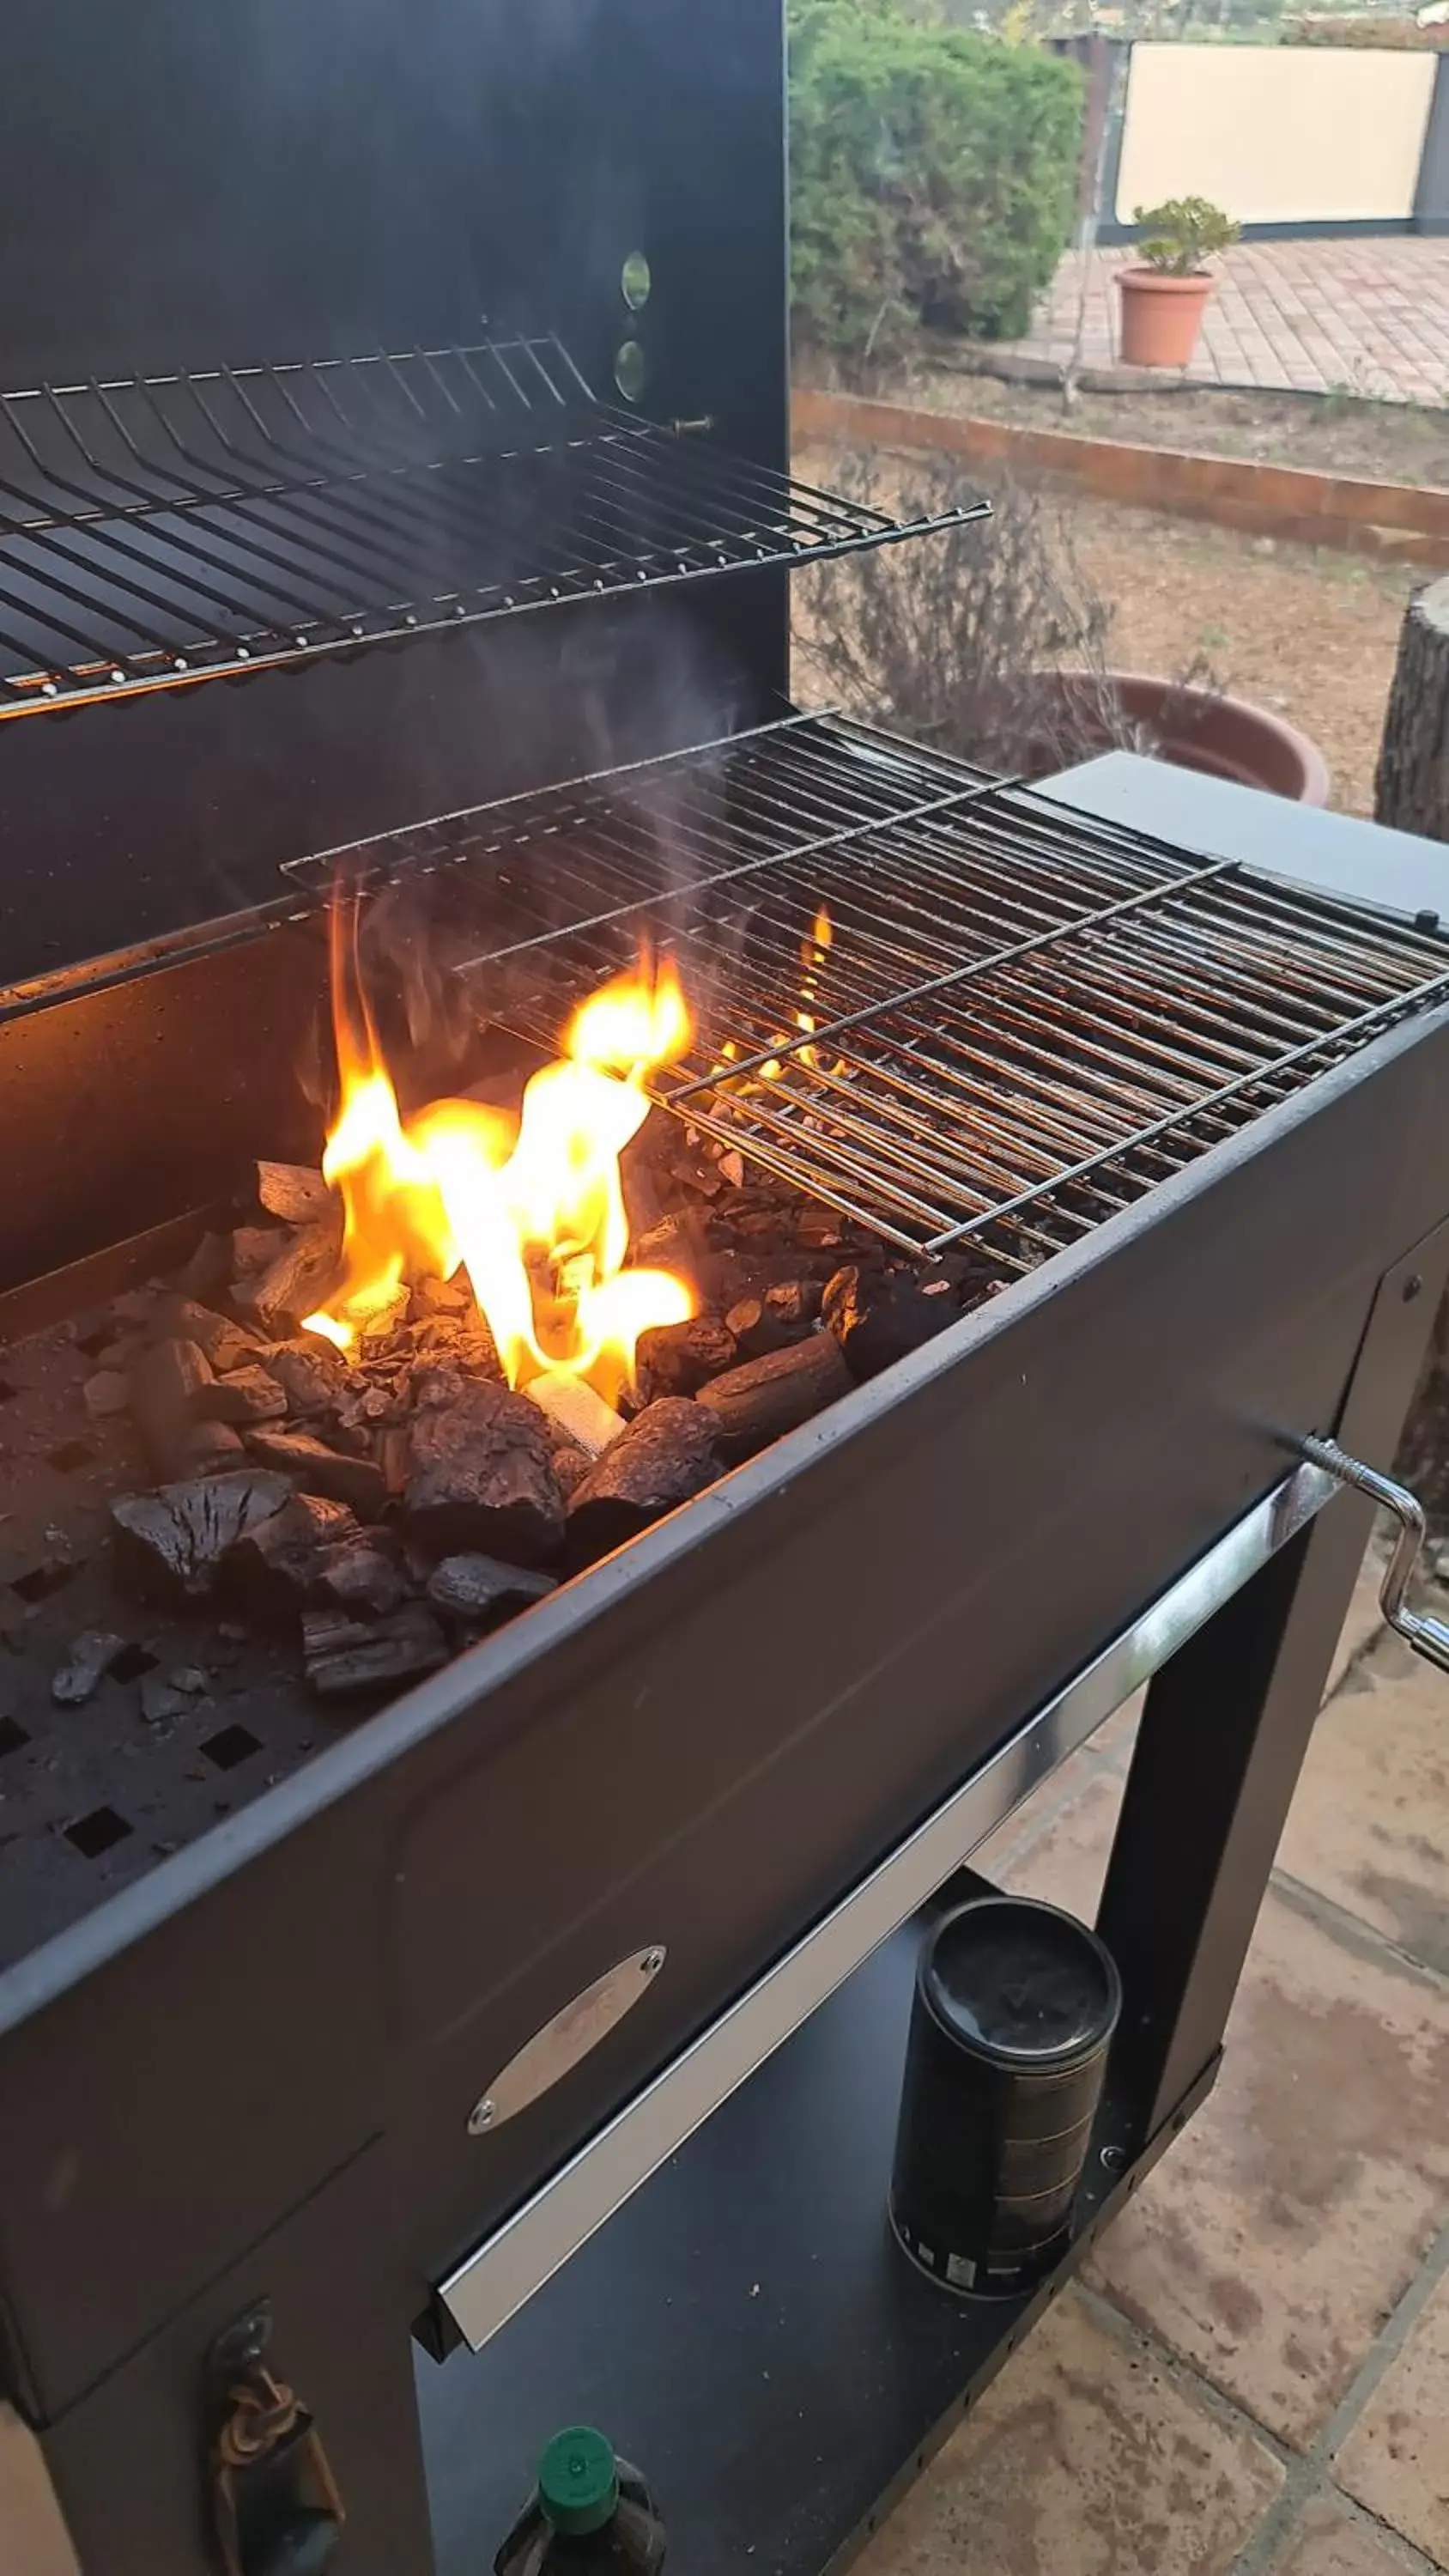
1115,43,1436,227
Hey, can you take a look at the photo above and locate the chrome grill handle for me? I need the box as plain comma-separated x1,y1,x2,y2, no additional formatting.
1300,1434,1449,1676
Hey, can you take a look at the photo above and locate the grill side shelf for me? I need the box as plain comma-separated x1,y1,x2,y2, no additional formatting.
0,337,986,718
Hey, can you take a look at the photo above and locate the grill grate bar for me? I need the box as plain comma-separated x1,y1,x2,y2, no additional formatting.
0,342,986,714
287,709,1449,1265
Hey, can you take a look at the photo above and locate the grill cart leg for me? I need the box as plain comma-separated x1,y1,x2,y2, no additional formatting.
1098,1220,1449,2146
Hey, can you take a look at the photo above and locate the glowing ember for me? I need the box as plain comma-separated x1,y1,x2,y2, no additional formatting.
303,902,694,1400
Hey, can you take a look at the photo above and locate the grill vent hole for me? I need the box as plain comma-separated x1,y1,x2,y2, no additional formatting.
110,1643,158,1683
11,1561,78,1604
64,1805,133,1858
201,1723,261,1772
46,1439,95,1473
0,1717,30,1757
0,1377,18,1404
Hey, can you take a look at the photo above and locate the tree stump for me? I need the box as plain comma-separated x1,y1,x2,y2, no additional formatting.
1375,576,1449,841
1376,576,1449,1527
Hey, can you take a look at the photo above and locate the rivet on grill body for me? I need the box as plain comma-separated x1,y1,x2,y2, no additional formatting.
468,2097,497,2136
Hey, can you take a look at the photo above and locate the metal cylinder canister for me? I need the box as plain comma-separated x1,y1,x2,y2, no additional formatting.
889,1895,1122,2297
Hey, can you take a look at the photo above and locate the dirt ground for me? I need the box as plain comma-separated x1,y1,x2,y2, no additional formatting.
796,433,1417,817
886,357,1449,492
1067,497,1417,816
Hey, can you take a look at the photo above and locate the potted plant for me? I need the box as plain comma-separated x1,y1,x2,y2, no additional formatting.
1117,197,1239,369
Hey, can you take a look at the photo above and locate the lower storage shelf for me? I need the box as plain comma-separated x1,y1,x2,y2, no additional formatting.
417,1871,1216,2575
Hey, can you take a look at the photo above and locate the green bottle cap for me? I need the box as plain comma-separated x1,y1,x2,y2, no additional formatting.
537,2427,620,2537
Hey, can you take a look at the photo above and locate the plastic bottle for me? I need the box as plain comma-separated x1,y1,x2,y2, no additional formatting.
494,2427,666,2575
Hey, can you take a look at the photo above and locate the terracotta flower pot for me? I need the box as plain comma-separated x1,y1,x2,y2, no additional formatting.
1029,671,1331,805
1117,267,1214,369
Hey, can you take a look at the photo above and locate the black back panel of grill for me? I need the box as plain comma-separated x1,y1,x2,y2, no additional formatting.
0,0,789,983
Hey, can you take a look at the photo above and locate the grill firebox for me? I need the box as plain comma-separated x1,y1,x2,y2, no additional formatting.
1,726,1447,1984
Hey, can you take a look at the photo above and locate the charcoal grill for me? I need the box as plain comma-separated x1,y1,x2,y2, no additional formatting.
3,9,1449,2574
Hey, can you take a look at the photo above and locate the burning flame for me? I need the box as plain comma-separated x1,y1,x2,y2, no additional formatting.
303,901,694,1400
723,903,834,1089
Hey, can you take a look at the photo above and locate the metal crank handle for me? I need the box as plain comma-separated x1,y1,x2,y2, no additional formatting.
1300,1433,1449,1676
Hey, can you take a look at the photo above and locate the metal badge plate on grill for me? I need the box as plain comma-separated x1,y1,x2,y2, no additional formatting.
467,1947,666,2136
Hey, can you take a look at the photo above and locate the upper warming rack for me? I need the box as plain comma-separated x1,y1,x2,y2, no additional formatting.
284,710,1449,1273
0,336,985,719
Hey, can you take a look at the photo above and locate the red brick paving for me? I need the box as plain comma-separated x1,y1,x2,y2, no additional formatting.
995,238,1449,404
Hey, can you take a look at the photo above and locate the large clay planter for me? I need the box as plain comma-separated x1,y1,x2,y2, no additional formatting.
1032,671,1331,805
1117,267,1214,368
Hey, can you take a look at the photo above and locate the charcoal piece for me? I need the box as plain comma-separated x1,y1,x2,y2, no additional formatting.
408,1364,469,1413
337,1386,396,1432
379,1425,411,1497
302,1606,449,1700
766,1278,822,1332
170,1667,209,1694
409,1309,502,1377
822,1264,959,1383
630,1212,709,1288
566,1399,722,1564
82,1370,131,1420
793,1206,846,1250
621,1154,664,1240
196,1365,289,1426
265,1339,353,1416
634,1315,738,1401
51,1630,128,1707
173,1230,233,1304
110,1285,166,1327
315,1538,408,1619
726,1280,822,1359
112,1469,294,1601
242,1429,387,1520
724,1201,795,1242
222,1492,359,1615
164,1302,267,1376
140,1674,189,1728
550,1441,591,1499
695,1331,852,1461
412,1274,474,1318
130,1339,242,1479
256,1161,336,1226
426,1553,557,1624
403,1382,565,1566
242,1223,344,1337
232,1225,284,1278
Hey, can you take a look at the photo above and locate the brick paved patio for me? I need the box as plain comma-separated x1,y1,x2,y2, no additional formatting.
865,1551,1449,2576
992,237,1449,405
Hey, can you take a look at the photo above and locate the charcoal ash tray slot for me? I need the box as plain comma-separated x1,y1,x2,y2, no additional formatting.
0,336,987,718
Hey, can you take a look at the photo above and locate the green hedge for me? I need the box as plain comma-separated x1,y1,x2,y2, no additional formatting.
789,0,1083,358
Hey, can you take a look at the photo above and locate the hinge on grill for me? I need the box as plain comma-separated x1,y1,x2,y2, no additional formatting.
208,2304,345,2576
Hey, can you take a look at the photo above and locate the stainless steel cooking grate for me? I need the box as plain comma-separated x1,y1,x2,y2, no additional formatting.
286,710,1449,1269
0,337,984,716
